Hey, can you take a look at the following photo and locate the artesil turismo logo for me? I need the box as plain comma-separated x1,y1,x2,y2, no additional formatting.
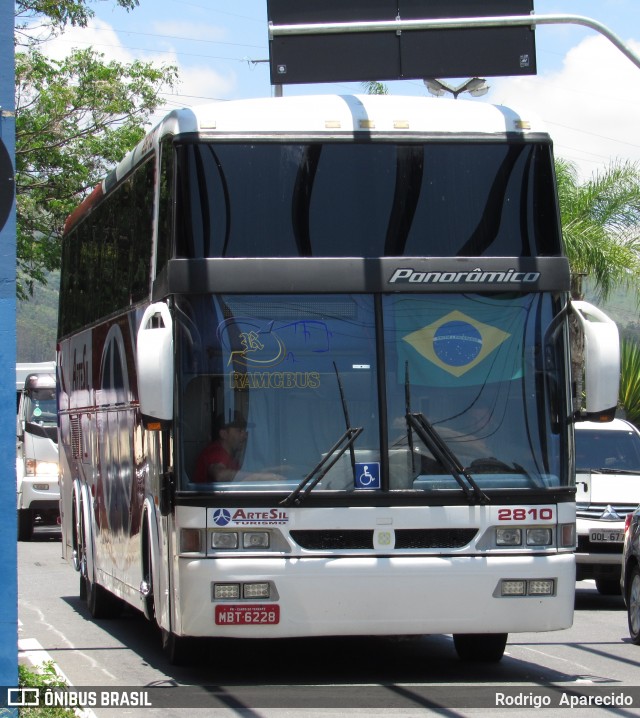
212,508,232,526
211,508,290,526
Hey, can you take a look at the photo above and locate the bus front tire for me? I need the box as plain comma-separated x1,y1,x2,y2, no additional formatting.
161,629,194,665
453,633,508,662
87,579,122,620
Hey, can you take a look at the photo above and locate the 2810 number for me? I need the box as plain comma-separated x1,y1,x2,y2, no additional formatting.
497,507,554,521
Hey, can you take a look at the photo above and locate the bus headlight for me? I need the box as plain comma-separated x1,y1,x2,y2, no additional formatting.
213,583,241,600
526,528,552,546
499,579,555,596
211,532,239,549
496,528,522,546
527,579,555,595
500,579,527,596
212,581,277,601
243,582,270,599
243,532,270,549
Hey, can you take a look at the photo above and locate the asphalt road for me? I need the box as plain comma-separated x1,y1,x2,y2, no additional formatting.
16,528,640,717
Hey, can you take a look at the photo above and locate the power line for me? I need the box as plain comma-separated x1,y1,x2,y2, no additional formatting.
97,26,265,50
47,36,265,64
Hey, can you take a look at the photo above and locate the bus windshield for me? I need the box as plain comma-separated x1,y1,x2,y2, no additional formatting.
177,292,567,495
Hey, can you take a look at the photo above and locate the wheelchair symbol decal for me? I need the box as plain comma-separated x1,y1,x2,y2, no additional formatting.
355,462,381,489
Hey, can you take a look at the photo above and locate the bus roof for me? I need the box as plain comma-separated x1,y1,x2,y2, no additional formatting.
115,93,546,185
158,93,544,137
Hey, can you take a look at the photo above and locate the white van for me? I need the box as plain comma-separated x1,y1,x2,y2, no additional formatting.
16,363,60,540
575,418,640,594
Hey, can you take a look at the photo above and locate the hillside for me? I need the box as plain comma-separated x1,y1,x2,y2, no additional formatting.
17,271,59,362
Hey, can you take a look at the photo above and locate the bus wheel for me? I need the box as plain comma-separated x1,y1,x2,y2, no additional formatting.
17,509,33,542
161,629,193,666
75,508,88,600
87,579,122,620
141,530,156,623
453,633,508,662
79,573,87,601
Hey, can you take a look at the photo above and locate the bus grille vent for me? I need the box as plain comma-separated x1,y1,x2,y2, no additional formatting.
395,528,477,549
289,528,477,550
70,415,82,460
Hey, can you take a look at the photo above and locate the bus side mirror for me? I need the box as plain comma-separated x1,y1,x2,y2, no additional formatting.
571,300,619,421
137,302,174,427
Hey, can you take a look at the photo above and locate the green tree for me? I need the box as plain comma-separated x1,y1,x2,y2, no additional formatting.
15,1,178,299
556,159,640,415
362,81,389,95
556,158,640,301
15,0,138,36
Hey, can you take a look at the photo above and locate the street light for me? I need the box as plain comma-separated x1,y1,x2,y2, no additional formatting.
423,77,490,99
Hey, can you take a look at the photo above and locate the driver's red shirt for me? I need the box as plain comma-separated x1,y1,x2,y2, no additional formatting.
194,442,240,483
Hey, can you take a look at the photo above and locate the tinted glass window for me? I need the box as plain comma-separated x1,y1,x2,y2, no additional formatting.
383,293,567,490
175,141,561,260
176,294,379,492
59,159,155,337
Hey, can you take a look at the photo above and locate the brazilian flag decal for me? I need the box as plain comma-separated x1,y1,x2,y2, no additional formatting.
393,295,529,387
403,310,510,377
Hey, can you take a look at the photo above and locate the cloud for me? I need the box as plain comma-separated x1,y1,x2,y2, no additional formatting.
489,34,640,178
37,19,237,121
37,18,136,64
161,64,237,110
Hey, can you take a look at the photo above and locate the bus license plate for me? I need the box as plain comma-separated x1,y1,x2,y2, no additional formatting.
589,529,624,543
215,605,280,625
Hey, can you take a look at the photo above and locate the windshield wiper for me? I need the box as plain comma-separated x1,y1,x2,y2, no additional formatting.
280,427,363,507
406,412,489,505
404,362,488,505
334,361,357,482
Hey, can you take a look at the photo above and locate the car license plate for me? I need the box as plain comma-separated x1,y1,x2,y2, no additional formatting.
215,605,280,625
589,529,624,543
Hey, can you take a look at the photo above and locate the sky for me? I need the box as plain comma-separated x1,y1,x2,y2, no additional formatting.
37,0,640,180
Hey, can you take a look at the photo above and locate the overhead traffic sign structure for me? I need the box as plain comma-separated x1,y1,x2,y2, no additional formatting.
267,0,536,85
268,1,640,86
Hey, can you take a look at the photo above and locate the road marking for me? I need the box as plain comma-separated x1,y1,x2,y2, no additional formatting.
19,637,98,718
20,601,117,680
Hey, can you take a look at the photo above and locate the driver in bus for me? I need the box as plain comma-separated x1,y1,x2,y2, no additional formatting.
194,413,285,483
